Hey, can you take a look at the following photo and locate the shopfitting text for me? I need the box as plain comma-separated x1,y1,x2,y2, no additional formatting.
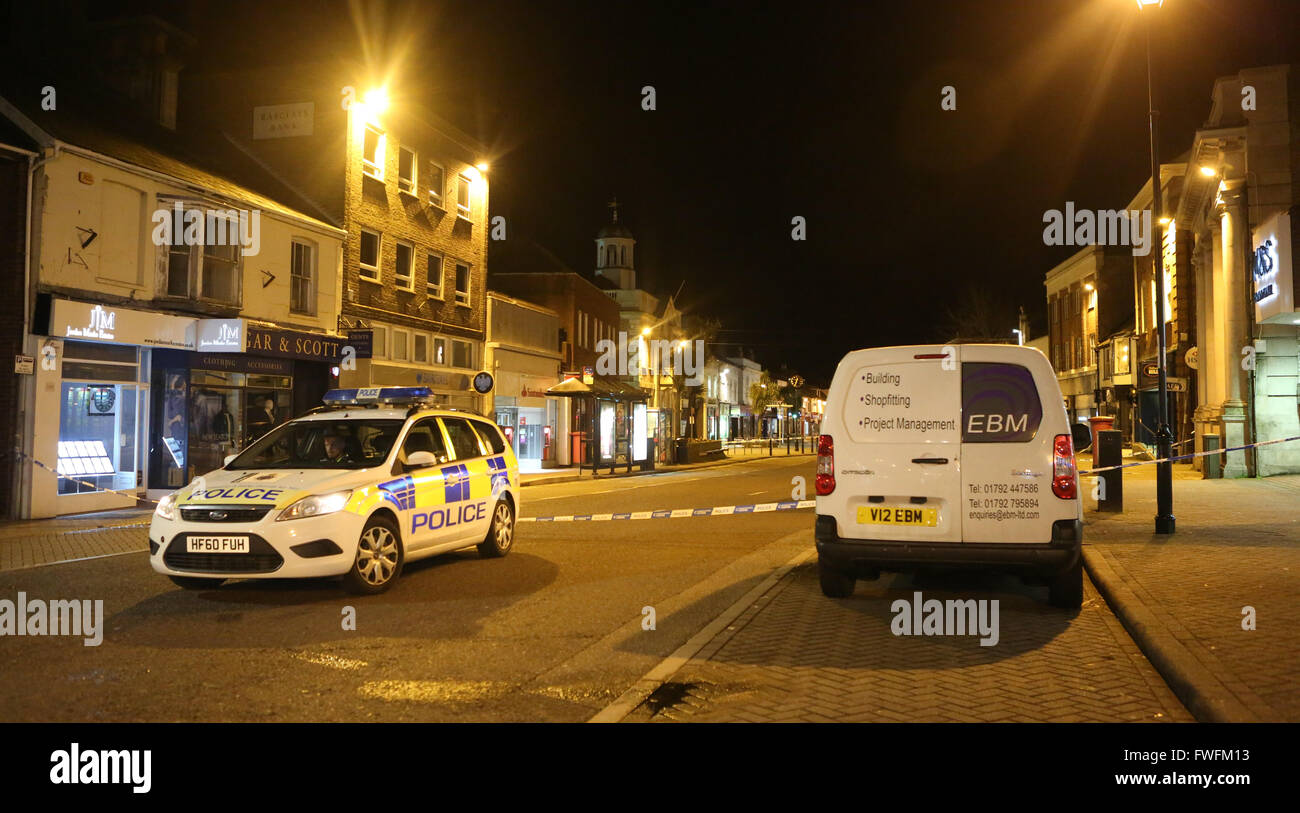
1042,204,1153,257
595,333,705,386
150,202,262,256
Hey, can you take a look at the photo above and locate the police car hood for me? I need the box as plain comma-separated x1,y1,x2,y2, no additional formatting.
175,467,377,509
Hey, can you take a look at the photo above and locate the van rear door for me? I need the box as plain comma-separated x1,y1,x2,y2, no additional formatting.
958,346,1060,544
835,345,962,543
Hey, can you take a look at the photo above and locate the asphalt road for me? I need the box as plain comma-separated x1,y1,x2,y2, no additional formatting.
0,456,820,722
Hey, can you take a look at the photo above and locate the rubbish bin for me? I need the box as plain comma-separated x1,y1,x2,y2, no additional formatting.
675,437,689,465
1088,415,1115,456
1204,433,1222,479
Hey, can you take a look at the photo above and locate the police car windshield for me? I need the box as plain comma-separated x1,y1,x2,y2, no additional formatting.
228,419,404,470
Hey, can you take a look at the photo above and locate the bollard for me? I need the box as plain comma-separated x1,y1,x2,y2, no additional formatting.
1096,429,1123,512
1204,433,1222,479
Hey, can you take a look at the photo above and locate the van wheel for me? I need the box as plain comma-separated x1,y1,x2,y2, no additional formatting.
343,515,403,595
168,576,225,590
477,499,515,558
818,559,855,598
1048,561,1083,609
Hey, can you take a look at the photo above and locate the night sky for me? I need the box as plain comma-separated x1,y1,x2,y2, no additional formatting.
9,0,1300,383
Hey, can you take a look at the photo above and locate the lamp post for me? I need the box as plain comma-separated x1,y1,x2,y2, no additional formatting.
1137,0,1175,533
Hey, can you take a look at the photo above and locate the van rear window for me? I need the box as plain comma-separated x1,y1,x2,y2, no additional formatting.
961,363,1042,443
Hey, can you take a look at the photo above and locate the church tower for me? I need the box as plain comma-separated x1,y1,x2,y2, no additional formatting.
594,197,636,290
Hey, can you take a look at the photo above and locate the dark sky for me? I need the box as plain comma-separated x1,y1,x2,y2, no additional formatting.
11,0,1300,383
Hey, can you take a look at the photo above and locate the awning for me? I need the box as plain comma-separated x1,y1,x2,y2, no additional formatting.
546,375,648,401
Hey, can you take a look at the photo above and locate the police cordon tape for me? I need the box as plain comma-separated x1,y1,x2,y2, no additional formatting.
518,500,818,523
1079,434,1300,475
14,449,166,506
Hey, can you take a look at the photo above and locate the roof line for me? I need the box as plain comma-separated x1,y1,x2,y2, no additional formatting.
220,130,343,229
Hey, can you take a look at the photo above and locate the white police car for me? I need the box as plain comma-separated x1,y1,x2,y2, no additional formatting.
149,387,521,594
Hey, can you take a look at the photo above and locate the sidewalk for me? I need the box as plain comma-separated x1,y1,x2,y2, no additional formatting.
1081,473,1300,721
520,444,814,487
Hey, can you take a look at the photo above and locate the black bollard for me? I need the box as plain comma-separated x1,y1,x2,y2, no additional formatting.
1096,429,1123,513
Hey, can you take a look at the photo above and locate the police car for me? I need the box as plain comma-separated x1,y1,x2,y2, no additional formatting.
149,387,521,594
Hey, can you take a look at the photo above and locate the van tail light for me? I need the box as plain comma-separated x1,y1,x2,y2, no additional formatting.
816,434,835,495
1052,434,1078,500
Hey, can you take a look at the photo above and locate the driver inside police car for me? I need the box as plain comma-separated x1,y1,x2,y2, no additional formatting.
322,430,352,464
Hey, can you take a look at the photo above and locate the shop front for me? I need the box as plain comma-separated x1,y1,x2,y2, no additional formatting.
146,320,351,496
493,374,559,472
30,298,196,517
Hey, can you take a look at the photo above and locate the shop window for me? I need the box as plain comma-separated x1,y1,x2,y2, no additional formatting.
451,340,472,369
433,337,446,365
57,382,138,495
392,329,409,362
290,239,316,315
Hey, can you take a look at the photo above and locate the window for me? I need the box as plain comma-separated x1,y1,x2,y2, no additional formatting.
391,329,409,362
395,241,414,291
413,333,428,364
451,339,472,369
359,229,380,282
961,363,1043,443
398,146,416,194
399,418,450,467
471,420,507,454
290,239,316,315
441,417,484,460
371,326,388,358
428,162,444,206
362,126,385,179
426,253,443,298
457,173,471,218
161,204,242,305
454,262,470,306
433,337,446,366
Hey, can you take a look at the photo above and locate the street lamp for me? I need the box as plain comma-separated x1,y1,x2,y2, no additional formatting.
1138,0,1175,534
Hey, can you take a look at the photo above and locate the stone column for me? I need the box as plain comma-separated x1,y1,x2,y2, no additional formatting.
1218,182,1249,477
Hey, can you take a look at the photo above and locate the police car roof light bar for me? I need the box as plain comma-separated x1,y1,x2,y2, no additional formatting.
322,387,437,407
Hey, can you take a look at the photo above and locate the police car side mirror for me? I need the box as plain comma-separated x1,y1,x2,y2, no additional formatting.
405,451,437,470
223,454,238,466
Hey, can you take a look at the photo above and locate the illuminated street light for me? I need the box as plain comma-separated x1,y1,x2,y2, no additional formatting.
363,87,390,114
476,162,489,172
1199,165,1217,177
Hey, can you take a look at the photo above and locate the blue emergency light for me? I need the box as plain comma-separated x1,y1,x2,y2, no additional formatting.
322,387,436,406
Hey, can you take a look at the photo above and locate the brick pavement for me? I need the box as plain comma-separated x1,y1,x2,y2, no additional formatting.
628,559,1191,722
0,509,151,572
1083,474,1300,721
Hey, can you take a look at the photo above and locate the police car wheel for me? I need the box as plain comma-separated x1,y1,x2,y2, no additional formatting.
818,558,855,598
168,576,225,590
1047,560,1083,609
344,515,404,595
477,499,515,558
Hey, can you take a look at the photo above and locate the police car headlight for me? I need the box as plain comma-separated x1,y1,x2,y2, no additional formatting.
276,490,353,522
155,493,178,521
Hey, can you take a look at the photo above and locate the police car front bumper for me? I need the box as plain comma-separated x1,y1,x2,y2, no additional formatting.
814,515,1082,577
149,509,367,579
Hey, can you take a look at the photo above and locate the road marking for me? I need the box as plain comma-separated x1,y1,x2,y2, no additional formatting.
358,679,504,703
522,500,814,522
294,652,368,671
747,490,765,496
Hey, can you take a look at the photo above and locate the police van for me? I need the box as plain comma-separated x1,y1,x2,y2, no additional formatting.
814,344,1083,608
149,387,520,594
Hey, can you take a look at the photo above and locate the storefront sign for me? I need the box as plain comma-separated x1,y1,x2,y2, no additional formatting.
252,102,315,140
346,329,374,358
50,299,195,349
472,372,495,394
190,352,293,376
245,325,351,363
196,319,246,352
1254,211,1295,324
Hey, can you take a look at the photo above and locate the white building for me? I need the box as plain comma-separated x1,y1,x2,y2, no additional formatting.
485,291,562,471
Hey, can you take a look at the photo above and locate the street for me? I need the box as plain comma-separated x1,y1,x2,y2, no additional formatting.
0,456,1189,723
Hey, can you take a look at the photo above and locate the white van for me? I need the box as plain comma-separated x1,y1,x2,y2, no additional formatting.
814,344,1083,608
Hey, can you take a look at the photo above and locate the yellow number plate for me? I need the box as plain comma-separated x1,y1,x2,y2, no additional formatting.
856,506,938,527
